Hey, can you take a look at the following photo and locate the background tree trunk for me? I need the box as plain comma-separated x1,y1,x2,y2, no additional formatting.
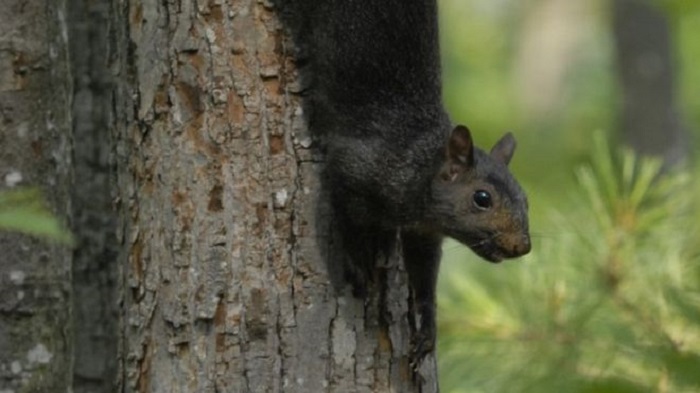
514,0,589,122
114,1,437,392
66,0,119,391
612,0,689,166
0,0,73,391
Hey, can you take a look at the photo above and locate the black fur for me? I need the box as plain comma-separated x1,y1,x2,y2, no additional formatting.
274,0,531,366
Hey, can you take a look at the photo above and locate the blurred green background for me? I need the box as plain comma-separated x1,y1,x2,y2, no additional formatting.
437,0,700,392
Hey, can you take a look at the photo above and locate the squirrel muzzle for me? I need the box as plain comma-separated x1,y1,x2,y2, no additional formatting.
512,233,531,256
472,231,531,263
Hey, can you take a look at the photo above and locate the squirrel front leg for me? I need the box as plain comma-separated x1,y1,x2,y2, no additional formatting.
401,229,443,367
332,198,394,298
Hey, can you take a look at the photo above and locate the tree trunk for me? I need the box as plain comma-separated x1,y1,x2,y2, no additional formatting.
114,1,437,392
612,0,689,166
0,0,73,391
514,0,589,122
66,0,120,391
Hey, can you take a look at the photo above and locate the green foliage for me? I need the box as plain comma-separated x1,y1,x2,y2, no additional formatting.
658,0,700,15
438,137,700,392
436,0,700,391
0,188,73,244
439,0,521,135
676,10,700,132
438,0,619,193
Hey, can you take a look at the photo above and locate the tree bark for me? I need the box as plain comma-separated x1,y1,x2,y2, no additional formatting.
0,0,73,391
612,0,689,166
115,1,437,392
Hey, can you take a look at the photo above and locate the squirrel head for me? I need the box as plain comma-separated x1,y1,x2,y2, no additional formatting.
429,125,531,262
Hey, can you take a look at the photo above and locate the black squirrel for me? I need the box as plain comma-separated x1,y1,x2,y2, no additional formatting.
277,0,531,364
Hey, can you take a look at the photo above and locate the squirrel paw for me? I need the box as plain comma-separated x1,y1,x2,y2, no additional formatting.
343,258,372,299
350,280,368,299
409,328,435,371
345,253,373,299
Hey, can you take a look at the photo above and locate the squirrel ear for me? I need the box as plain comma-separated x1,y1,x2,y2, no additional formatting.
490,132,516,166
447,125,475,174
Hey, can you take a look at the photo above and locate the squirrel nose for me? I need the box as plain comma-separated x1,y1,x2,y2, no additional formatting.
514,234,531,256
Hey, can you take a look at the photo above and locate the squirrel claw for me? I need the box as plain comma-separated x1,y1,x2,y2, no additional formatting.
409,332,435,372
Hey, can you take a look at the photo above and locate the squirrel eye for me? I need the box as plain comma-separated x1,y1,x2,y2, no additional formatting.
472,190,492,210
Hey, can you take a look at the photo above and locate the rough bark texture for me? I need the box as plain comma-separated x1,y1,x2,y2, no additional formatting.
115,0,437,392
0,0,74,391
66,0,120,391
612,0,689,166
